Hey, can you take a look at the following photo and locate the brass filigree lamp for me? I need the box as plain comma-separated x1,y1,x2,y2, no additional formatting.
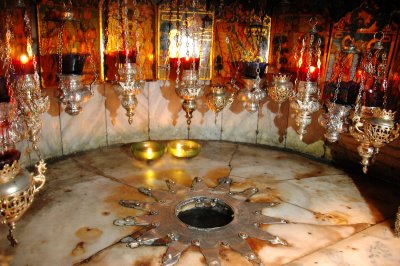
349,32,399,173
290,18,322,140
0,159,46,246
268,73,293,113
206,85,235,119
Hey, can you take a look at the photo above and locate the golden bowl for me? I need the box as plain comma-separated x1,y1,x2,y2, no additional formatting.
167,140,201,158
131,141,166,161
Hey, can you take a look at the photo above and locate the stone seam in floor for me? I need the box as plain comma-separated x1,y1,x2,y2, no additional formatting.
280,219,394,265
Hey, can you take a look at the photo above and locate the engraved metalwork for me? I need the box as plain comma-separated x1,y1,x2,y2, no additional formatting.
268,73,293,107
114,177,287,265
59,75,93,116
319,101,351,142
291,18,322,140
350,32,399,173
290,81,320,140
114,63,145,124
0,160,46,246
176,70,205,127
206,85,234,119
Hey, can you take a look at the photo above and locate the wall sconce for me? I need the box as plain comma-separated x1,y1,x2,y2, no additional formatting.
350,32,399,173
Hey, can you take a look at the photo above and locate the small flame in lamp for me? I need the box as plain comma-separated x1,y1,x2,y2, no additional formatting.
309,66,316,73
20,54,29,64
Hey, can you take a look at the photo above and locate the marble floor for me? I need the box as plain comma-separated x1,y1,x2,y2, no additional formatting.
1,141,400,266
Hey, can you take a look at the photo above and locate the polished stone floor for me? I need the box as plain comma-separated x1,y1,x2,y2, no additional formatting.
1,141,400,266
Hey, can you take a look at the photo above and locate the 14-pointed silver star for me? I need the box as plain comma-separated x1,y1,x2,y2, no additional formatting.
114,177,288,265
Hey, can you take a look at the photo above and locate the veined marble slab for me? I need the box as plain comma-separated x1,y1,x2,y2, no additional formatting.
286,220,400,266
1,142,399,266
104,82,149,145
59,84,107,155
149,81,189,140
230,144,343,181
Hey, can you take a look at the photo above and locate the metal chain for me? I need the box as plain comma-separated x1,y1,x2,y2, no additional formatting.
255,59,261,89
115,0,121,81
306,27,315,83
316,36,322,100
333,53,344,104
123,0,129,64
175,0,181,88
166,0,172,80
133,0,143,81
294,36,306,93
5,14,15,106
57,23,64,78
354,60,366,115
191,0,197,71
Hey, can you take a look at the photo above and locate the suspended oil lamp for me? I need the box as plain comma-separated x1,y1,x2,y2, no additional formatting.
167,140,201,158
319,41,359,142
110,0,145,124
206,85,235,121
240,60,267,113
349,32,399,173
290,18,322,140
4,8,49,152
131,141,166,161
173,0,207,132
268,73,293,112
55,2,97,116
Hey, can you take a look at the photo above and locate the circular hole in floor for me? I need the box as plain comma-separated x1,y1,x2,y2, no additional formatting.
176,197,234,229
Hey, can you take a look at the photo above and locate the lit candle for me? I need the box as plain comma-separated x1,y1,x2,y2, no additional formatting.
12,54,34,75
176,143,183,157
146,147,154,160
167,140,201,158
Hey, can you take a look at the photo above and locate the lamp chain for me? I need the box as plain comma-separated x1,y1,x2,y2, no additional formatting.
175,0,181,88
332,53,344,104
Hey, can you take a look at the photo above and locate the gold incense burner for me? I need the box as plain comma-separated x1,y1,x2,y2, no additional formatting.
0,160,46,246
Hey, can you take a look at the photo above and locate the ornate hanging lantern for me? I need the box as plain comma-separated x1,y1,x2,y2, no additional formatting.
290,18,322,140
0,159,46,246
3,6,49,152
319,41,360,142
206,85,235,120
111,0,145,124
268,73,293,111
349,32,399,173
240,60,266,113
55,0,98,116
173,0,207,131
176,69,205,126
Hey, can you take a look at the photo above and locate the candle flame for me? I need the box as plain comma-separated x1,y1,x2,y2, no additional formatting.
20,54,29,64
309,66,316,73
147,148,153,159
